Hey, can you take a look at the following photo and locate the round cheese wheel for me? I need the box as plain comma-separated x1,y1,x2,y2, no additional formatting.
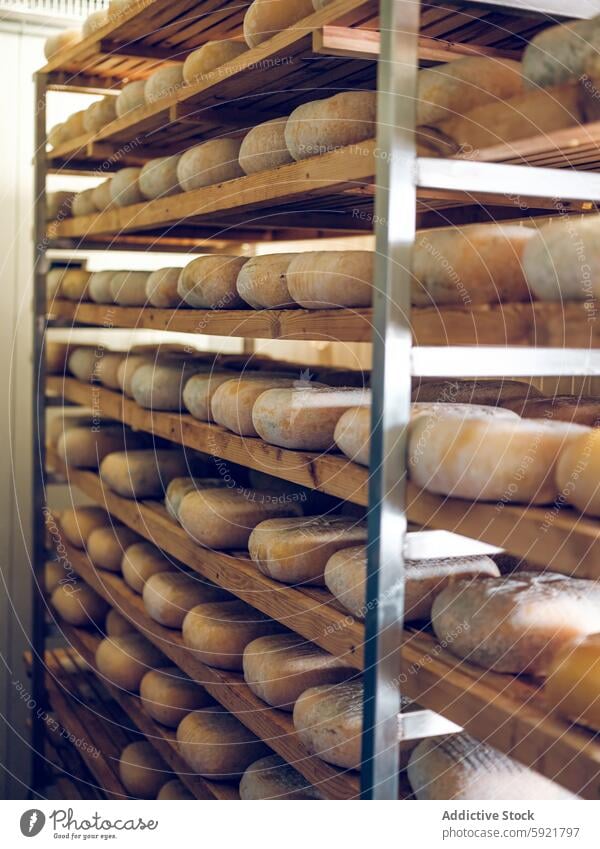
46,192,74,220
235,253,296,308
252,386,371,451
556,428,600,518
249,515,368,585
116,80,147,117
44,561,64,594
211,376,295,436
139,156,181,200
432,572,600,675
105,608,134,637
87,524,141,572
140,666,213,727
51,581,108,626
117,354,150,397
178,255,249,308
286,251,373,308
88,270,115,303
418,56,523,126
240,754,323,800
119,741,169,798
176,138,244,192
545,633,600,732
144,65,184,104
165,477,224,521
523,215,600,301
44,29,81,60
60,269,91,301
131,361,206,410
177,707,269,779
183,370,239,420
504,395,600,427
409,414,589,505
47,268,65,300
183,40,247,84
285,91,376,161
63,110,86,140
413,224,533,306
83,97,117,133
60,506,109,549
145,267,182,308
143,571,230,628
47,123,68,149
56,426,125,468
46,342,69,375
238,119,294,175
48,411,94,446
179,487,303,550
100,449,189,499
110,168,144,208
243,634,354,710
72,189,97,217
82,9,108,37
157,779,193,800
95,352,125,389
324,545,500,621
333,406,370,466
95,633,167,691
522,19,600,90
243,0,314,47
91,180,112,213
411,378,540,407
293,680,362,769
68,346,98,381
121,542,175,593
109,270,150,306
182,599,279,670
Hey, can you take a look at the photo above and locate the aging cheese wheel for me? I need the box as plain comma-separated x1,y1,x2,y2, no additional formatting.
68,346,99,381
286,251,373,309
44,561,64,594
177,707,269,779
522,215,600,301
140,666,213,727
285,91,376,161
240,755,324,800
334,406,370,466
91,180,113,213
82,9,108,37
60,506,109,549
243,0,314,47
131,361,206,411
44,29,81,60
545,634,600,732
109,270,150,306
411,378,540,407
139,156,181,200
48,412,93,446
88,270,114,303
157,780,193,800
522,18,600,89
179,487,303,550
183,370,248,421
63,110,86,140
121,542,175,594
243,634,354,710
117,354,150,397
72,189,97,217
409,414,589,504
46,191,74,220
95,633,167,692
249,515,368,586
505,395,600,426
110,168,144,208
556,428,600,518
105,608,134,637
56,426,125,468
143,571,230,628
432,572,600,675
145,267,182,308
407,733,576,800
412,224,533,306
47,268,65,300
60,269,91,301
47,123,68,149
116,80,147,117
95,352,125,389
183,40,247,84
177,255,248,308
324,545,500,621
46,342,69,375
83,96,117,132
51,581,108,626
119,741,169,799
182,599,279,670
292,680,363,769
165,477,224,521
144,65,184,104
235,253,296,308
238,119,294,175
252,385,371,451
100,449,189,499
87,524,141,572
211,376,295,436
177,138,244,192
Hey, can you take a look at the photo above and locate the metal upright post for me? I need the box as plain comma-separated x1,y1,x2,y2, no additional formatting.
361,0,420,800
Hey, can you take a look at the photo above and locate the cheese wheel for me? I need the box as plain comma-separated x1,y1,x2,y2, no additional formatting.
110,270,150,306
60,507,109,549
140,666,213,727
88,270,114,303
83,97,117,133
432,572,600,675
157,780,193,800
418,57,523,126
119,741,169,799
100,449,189,499
179,487,303,550
46,342,69,375
72,189,97,217
334,406,370,466
411,378,540,407
182,599,279,670
410,414,590,504
46,191,74,220
121,542,175,593
56,426,126,468
105,608,134,637
412,224,533,306
95,633,167,692
87,524,141,572
183,370,248,420
144,65,184,104
243,634,354,710
47,123,68,149
183,40,247,84
68,346,98,381
110,168,144,208
286,251,373,309
249,516,368,586
82,9,108,37
60,269,91,301
240,755,323,800
143,571,230,628
243,0,315,48
252,386,371,451
285,91,376,161
238,119,294,175
45,561,64,594
177,255,249,308
139,156,181,200
324,545,500,621
235,253,296,308
211,376,296,436
292,680,363,769
117,354,150,397
91,179,112,212
545,634,600,732
522,18,600,90
47,268,65,300
63,110,86,140
116,80,147,117
505,395,600,426
95,352,125,389
51,581,108,626
165,477,224,521
48,413,95,447
408,733,576,800
131,361,206,411
176,138,244,192
145,267,182,308
523,215,600,301
177,707,269,779
556,428,600,518
44,29,81,59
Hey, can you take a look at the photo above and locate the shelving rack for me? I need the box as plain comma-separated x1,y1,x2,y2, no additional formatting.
32,0,600,802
